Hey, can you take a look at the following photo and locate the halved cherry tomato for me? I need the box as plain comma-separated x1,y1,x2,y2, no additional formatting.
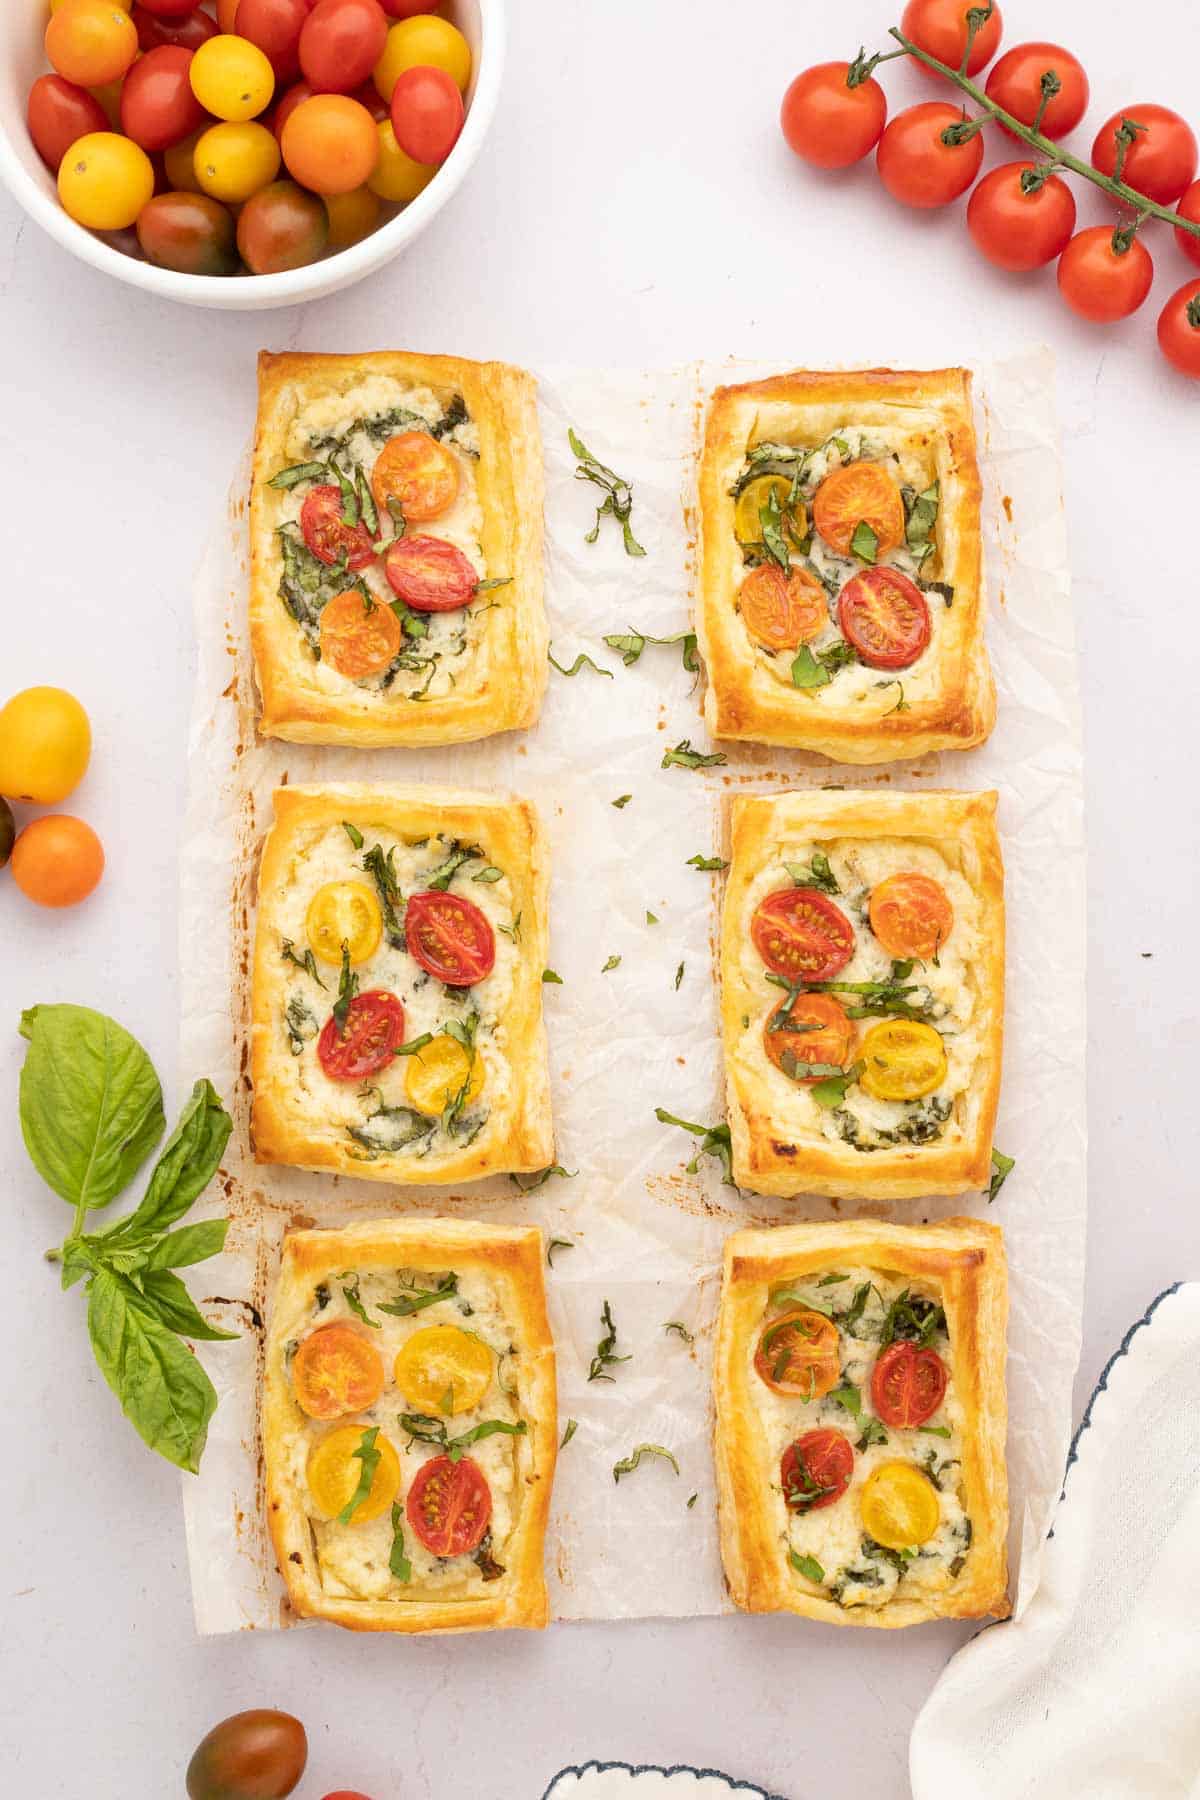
46,1,139,88
900,0,1003,76
301,0,389,94
871,1341,948,1428
876,100,985,208
1157,279,1200,380
300,484,378,568
1175,181,1200,269
859,1460,941,1548
734,473,805,547
405,890,496,986
750,887,855,982
292,1322,386,1419
137,190,239,273
317,989,406,1081
305,879,382,965
738,564,826,652
394,1324,492,1414
389,63,463,164
319,588,402,677
780,61,887,169
868,872,954,960
11,816,104,908
120,45,207,151
133,4,218,52
780,1428,853,1513
755,1309,841,1399
812,461,904,558
984,41,1088,140
1056,227,1153,323
858,1019,947,1101
281,92,379,192
764,992,853,1083
372,430,458,520
407,1453,492,1556
235,0,308,83
1091,103,1197,206
966,161,1076,271
404,1031,484,1116
307,1424,400,1522
838,567,931,669
186,1711,307,1800
237,177,329,272
27,74,108,170
385,535,477,611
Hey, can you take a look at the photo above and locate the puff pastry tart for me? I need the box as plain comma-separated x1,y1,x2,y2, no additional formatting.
721,788,1004,1199
250,350,547,746
250,783,553,1184
715,1217,1009,1628
264,1219,557,1633
696,367,995,760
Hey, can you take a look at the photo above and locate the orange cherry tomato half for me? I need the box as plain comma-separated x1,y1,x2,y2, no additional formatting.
781,1428,854,1513
133,4,218,52
1157,279,1200,380
120,44,207,151
838,567,931,670
966,161,1076,271
871,1341,948,1429
407,1453,492,1557
317,990,406,1081
1091,103,1198,207
405,890,496,986
868,872,954,960
756,1309,841,1399
1056,227,1154,323
750,886,855,982
876,100,985,208
185,1710,307,1800
26,74,109,169
1175,182,1200,269
739,563,826,652
764,992,853,1084
389,63,463,164
281,92,380,193
984,41,1089,141
900,0,1003,77
384,535,478,612
319,588,402,676
300,0,389,95
371,430,458,521
11,815,104,908
300,484,378,568
780,61,887,169
291,1323,385,1420
812,461,904,558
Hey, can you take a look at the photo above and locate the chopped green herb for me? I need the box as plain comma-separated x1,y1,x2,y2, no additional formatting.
686,853,728,872
612,1443,680,1482
511,1165,576,1195
789,1550,825,1582
856,1417,890,1452
331,944,358,1035
989,1146,1015,1201
338,1271,380,1329
388,1503,412,1581
850,519,879,563
391,1033,434,1058
784,851,839,894
338,1427,381,1523
342,820,364,849
280,939,325,987
541,968,563,985
919,1425,952,1439
663,1320,694,1345
269,460,330,491
829,1382,862,1418
903,480,940,563
587,1299,630,1382
472,866,504,884
569,428,646,557
546,1236,575,1265
661,739,727,770
560,1418,578,1449
654,1108,734,1186
361,844,405,946
603,628,699,673
646,910,659,925
809,1061,865,1108
674,962,684,990
377,1273,459,1318
398,1412,527,1462
686,1492,698,1509
612,794,632,809
602,954,621,973
548,647,613,680
498,912,522,943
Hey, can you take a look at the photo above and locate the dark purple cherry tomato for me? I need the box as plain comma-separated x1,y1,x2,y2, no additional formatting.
137,191,239,273
236,178,328,273
120,45,207,151
0,797,14,871
27,74,108,169
132,4,219,51
185,1709,307,1800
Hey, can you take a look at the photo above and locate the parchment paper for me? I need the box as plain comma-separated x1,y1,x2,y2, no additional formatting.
179,347,1084,1634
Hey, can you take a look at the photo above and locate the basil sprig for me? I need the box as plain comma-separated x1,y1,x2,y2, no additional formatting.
548,646,613,680
784,851,839,894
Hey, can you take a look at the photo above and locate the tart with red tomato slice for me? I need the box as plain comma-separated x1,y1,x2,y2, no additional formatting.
720,787,1005,1199
249,350,547,748
263,1219,558,1634
714,1218,1009,1628
695,366,995,760
250,783,553,1187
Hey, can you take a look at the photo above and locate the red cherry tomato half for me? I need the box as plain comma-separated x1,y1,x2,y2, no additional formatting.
405,890,496,987
750,888,855,983
1091,103,1198,206
120,45,206,151
838,567,931,669
236,0,308,83
407,1453,492,1556
1157,279,1200,380
139,0,203,17
780,61,887,169
132,4,218,51
300,484,377,567
384,535,478,611
300,0,389,94
876,100,984,208
900,0,1003,76
984,41,1088,141
1056,227,1154,323
780,1429,854,1513
317,990,406,1081
27,74,108,170
390,63,463,164
871,1341,948,1428
966,161,1076,271
1175,182,1200,269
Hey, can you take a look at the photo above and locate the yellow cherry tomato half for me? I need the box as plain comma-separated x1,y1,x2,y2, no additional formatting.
394,1324,491,1415
46,2,138,89
859,1460,941,1549
164,128,207,194
58,130,154,229
404,1032,485,1117
0,685,91,804
367,119,435,202
190,33,275,123
373,15,472,103
305,879,383,967
734,473,807,548
858,1019,948,1102
324,183,380,247
306,1424,400,1524
193,120,281,203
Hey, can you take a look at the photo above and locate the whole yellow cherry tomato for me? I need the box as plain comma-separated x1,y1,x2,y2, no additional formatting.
373,14,471,103
404,1033,485,1116
858,1019,948,1102
164,128,207,194
306,1425,400,1524
0,686,91,804
734,474,806,548
394,1324,491,1415
45,1,137,88
193,121,281,204
859,1460,941,1549
305,880,382,966
189,33,275,123
58,130,153,229
323,184,381,248
367,120,435,202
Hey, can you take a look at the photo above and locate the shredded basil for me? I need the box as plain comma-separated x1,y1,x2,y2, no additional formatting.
989,1146,1015,1201
789,1550,825,1582
654,1107,734,1185
663,1320,694,1345
686,853,728,872
339,1270,380,1328
612,1443,680,1482
546,1236,575,1265
661,739,727,770
388,1504,411,1582
337,1427,381,1523
560,1418,578,1448
509,1165,576,1195
588,1299,630,1382
569,427,646,557
603,628,698,672
281,939,325,987
548,646,613,680
784,851,839,894
377,1273,458,1317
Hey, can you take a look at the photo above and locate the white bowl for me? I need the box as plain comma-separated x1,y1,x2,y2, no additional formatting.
0,0,505,310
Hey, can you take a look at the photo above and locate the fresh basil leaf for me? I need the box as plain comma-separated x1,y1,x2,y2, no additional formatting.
663,1320,694,1345
355,465,378,536
785,851,839,894
142,1218,229,1271
87,1268,218,1473
791,644,832,689
809,1061,865,1108
268,460,328,490
332,944,358,1034
603,628,698,672
687,1492,698,1509
654,1107,734,1185
338,1427,381,1523
426,842,482,890
904,480,940,561
829,1382,862,1418
760,486,791,572
388,1504,411,1582
472,866,504,883
329,455,359,528
612,1443,680,1482
789,1550,825,1582
339,1270,380,1328
498,913,521,943
546,1236,575,1265
588,1298,631,1382
281,939,325,988
510,1165,576,1195
361,844,405,946
391,1033,435,1058
342,820,364,849
377,1273,458,1317
920,1425,953,1439
857,1417,890,1451
850,519,879,563
127,1268,239,1342
100,1080,231,1247
601,954,621,973
446,1418,526,1463
661,739,727,770
989,1146,1015,1201
818,1272,848,1287
686,853,728,872
548,647,613,679
560,1418,578,1448
646,911,659,925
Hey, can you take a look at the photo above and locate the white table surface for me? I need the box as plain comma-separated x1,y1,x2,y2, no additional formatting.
2,2,1196,1795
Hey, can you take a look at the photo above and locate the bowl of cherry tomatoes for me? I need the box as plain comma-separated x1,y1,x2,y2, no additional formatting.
0,0,504,309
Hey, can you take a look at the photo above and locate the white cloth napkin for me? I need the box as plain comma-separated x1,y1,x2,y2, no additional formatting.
911,1283,1200,1800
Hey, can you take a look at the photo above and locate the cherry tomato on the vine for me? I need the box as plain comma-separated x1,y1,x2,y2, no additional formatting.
1056,226,1153,323
132,3,217,51
237,178,329,272
966,161,1076,270
120,45,207,151
900,0,1003,76
26,74,108,170
185,1710,307,1800
876,100,984,208
1091,104,1198,206
780,61,887,169
300,0,389,95
1175,181,1200,268
390,63,463,164
1157,279,1200,379
984,41,1088,140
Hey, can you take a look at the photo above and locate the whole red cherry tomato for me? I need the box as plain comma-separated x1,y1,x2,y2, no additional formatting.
984,41,1088,140
132,4,218,51
1175,180,1200,269
876,100,984,207
966,161,1076,270
1091,104,1198,205
300,0,389,94
27,74,108,169
271,79,314,139
780,61,887,169
236,0,309,83
380,0,428,14
901,0,1003,76
139,0,203,16
389,64,462,163
1157,279,1200,379
120,45,207,151
1056,227,1153,323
